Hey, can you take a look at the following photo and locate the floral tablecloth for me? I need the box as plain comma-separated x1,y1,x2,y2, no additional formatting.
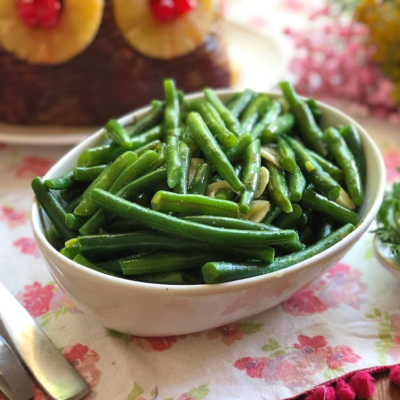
1,1,400,399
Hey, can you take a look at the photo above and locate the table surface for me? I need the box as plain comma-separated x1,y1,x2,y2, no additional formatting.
373,373,400,399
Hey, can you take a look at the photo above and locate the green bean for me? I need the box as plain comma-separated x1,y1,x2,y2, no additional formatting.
266,161,293,213
215,187,235,201
202,223,355,283
315,217,335,241
298,225,314,245
134,139,161,156
65,213,88,230
148,143,166,172
189,100,237,148
182,270,205,285
227,89,255,118
340,125,366,183
295,208,310,228
287,164,306,202
152,191,239,217
277,137,296,173
104,218,143,234
105,119,132,149
59,182,88,203
45,171,74,190
73,254,119,277
308,150,344,183
239,139,261,213
166,135,182,188
187,112,244,192
77,126,162,167
302,188,359,226
164,79,180,135
262,113,295,144
60,244,80,260
324,127,363,206
250,100,282,140
73,165,109,182
188,163,211,195
90,189,297,248
136,271,187,285
65,195,82,213
174,142,191,194
262,205,282,224
240,94,270,133
98,255,137,274
125,102,164,137
305,98,322,124
73,151,138,216
279,81,327,156
286,137,340,201
181,127,200,157
121,252,227,276
31,177,76,241
224,133,253,164
204,88,242,136
273,204,302,229
79,168,167,235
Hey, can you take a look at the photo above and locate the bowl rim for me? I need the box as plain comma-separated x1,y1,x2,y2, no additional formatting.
31,89,386,296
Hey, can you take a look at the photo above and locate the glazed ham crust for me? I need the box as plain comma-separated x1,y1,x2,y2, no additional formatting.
0,2,230,126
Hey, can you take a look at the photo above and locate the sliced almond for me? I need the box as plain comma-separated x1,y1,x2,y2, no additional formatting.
260,146,282,169
336,188,356,210
188,158,205,185
241,200,270,223
206,180,236,198
255,167,270,199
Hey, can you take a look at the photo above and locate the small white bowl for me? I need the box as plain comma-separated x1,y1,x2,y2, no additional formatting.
373,235,400,281
31,90,386,336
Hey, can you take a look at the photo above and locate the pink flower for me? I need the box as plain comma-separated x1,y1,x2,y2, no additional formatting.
63,344,101,388
13,237,40,258
294,335,328,354
282,291,328,316
326,263,350,278
393,335,400,345
131,336,178,352
207,323,244,346
326,345,360,369
17,282,55,318
177,395,196,400
234,357,269,378
49,289,80,314
14,156,54,178
0,207,26,228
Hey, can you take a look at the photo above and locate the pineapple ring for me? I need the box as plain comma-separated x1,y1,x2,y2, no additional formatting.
113,0,215,60
0,0,104,65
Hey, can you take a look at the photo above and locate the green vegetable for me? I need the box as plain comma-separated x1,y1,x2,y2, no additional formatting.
302,188,359,226
187,112,244,192
188,163,211,195
227,89,255,118
45,171,74,190
273,204,302,229
287,164,306,202
277,137,297,173
262,113,295,144
202,223,355,283
266,161,293,213
250,100,282,140
279,81,327,156
240,94,270,133
73,165,109,182
65,213,88,230
125,103,164,137
174,142,191,194
239,139,261,213
73,254,119,277
105,119,132,149
224,133,253,164
308,150,344,183
263,205,282,224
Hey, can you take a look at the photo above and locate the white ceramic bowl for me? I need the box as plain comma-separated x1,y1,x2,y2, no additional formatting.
373,235,400,282
31,90,385,336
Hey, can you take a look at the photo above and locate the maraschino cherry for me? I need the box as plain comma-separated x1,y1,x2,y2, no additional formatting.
17,0,62,29
151,0,197,22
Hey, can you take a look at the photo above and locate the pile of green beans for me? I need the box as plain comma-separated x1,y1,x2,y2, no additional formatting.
32,80,365,285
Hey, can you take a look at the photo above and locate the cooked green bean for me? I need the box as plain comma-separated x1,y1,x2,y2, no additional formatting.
286,137,340,201
73,254,119,277
65,195,82,213
295,208,310,228
240,94,270,133
279,81,327,156
302,188,359,226
204,88,242,136
287,164,306,202
188,100,238,147
273,204,302,229
305,98,322,124
215,187,235,201
136,271,187,285
308,150,344,183
249,100,282,141
104,218,143,234
266,161,293,213
65,213,88,230
315,217,335,241
298,225,314,245
45,171,74,190
324,127,363,206
174,142,191,194
227,89,255,118
79,168,167,235
148,143,166,172
164,79,180,135
263,205,283,224
134,140,161,156
60,244,80,260
59,182,88,203
187,112,244,192
73,165,109,182
224,133,253,164
32,177,76,241
166,135,182,188
202,223,355,283
262,113,295,144
90,189,297,248
340,125,366,183
74,151,138,217
152,191,239,217
181,127,200,157
277,137,296,173
125,102,164,137
105,119,132,149
188,163,211,195
240,139,261,213
121,252,227,276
